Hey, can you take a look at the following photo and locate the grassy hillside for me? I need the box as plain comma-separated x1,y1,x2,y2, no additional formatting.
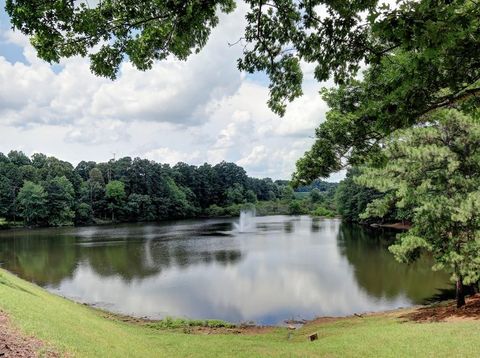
0,269,480,357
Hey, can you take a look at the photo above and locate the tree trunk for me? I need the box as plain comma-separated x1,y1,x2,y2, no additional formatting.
472,281,480,294
456,278,466,308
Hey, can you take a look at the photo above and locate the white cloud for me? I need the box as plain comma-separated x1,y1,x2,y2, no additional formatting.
0,3,246,127
0,2,343,181
236,145,268,168
64,119,131,145
144,147,201,166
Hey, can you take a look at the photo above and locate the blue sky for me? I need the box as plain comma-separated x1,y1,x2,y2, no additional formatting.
0,1,344,182
0,0,25,64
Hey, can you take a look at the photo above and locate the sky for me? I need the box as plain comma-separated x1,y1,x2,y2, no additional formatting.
0,1,345,182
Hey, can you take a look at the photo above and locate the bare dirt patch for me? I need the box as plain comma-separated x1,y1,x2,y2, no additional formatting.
0,310,59,357
307,316,350,326
182,325,274,335
400,294,480,323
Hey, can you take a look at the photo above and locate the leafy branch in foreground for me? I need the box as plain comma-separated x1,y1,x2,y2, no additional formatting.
356,109,480,308
6,0,236,79
293,44,480,185
6,1,480,118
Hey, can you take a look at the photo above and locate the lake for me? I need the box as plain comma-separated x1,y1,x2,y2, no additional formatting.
0,216,450,325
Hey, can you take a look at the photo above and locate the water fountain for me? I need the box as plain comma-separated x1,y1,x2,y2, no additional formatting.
234,208,256,233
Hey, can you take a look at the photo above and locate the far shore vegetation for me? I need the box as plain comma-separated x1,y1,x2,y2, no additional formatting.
0,151,338,230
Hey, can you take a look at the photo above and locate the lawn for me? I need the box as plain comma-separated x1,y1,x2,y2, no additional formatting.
0,269,479,357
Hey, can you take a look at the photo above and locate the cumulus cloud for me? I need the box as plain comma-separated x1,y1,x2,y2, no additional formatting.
236,145,268,168
0,2,342,181
64,120,131,145
0,4,245,128
144,147,201,166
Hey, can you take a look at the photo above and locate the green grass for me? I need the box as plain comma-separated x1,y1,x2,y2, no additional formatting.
1,269,480,357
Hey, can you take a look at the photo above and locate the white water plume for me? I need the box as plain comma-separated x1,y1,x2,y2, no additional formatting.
234,209,256,233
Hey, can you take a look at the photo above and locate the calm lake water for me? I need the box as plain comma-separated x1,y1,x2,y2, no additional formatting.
0,216,450,325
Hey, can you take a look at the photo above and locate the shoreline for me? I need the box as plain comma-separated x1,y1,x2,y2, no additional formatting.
2,268,480,357
0,268,457,331
0,213,340,232
19,265,430,331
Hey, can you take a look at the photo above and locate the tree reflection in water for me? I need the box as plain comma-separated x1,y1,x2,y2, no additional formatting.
337,224,450,303
0,217,451,323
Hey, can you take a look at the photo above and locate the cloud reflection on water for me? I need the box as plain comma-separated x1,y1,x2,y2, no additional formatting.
0,217,450,325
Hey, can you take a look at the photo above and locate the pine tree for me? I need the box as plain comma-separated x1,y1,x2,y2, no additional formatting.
357,110,480,308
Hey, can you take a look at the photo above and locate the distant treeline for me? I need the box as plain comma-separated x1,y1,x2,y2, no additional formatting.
295,179,338,194
0,151,336,227
334,168,409,224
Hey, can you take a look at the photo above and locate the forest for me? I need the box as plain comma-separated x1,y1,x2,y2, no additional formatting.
0,150,336,228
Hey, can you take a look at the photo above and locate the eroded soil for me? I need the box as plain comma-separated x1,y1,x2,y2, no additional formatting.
0,311,58,358
400,294,480,323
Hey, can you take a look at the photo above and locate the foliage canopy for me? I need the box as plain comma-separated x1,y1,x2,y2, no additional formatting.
0,151,329,226
6,0,479,124
357,109,480,307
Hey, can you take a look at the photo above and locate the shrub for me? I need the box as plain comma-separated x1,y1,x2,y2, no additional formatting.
288,200,308,215
311,206,335,218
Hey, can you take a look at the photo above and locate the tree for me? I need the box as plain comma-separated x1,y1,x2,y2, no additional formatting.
19,165,39,183
225,183,245,205
8,150,31,166
296,179,337,193
44,176,75,226
357,110,480,308
87,168,106,217
280,185,295,200
105,180,126,221
0,176,12,218
31,153,48,169
0,150,287,226
75,161,97,181
309,188,323,203
75,202,93,225
267,190,276,201
190,163,220,208
245,189,257,204
161,178,197,218
6,1,479,120
6,0,237,79
126,194,155,222
334,168,384,223
288,200,305,215
0,159,22,222
294,37,480,183
89,167,105,186
17,181,48,225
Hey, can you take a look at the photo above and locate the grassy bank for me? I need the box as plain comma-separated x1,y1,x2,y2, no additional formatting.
1,269,480,357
